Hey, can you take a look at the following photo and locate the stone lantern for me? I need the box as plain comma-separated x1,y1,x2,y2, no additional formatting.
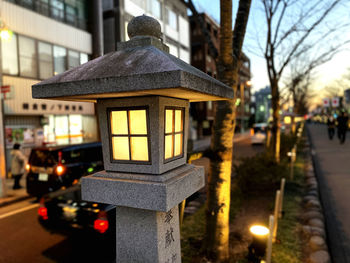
32,15,232,263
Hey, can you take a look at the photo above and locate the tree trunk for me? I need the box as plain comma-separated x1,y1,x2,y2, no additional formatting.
205,0,251,261
270,80,281,162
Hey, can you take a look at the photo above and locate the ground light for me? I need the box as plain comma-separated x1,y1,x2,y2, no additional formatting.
248,225,270,263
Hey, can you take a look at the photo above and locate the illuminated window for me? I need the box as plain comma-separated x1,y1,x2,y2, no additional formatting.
164,108,184,161
110,108,149,162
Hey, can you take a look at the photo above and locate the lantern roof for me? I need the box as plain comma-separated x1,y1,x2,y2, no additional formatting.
32,15,233,102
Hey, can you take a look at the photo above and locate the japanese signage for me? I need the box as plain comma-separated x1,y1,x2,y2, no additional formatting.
323,98,330,108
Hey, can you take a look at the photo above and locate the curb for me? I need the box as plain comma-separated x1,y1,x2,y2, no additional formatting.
301,144,331,263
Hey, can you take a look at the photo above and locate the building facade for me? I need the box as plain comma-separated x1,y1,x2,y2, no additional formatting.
189,13,251,137
102,0,190,63
0,0,98,167
254,86,272,123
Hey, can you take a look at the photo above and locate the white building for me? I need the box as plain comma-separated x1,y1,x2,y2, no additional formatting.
0,0,98,165
102,0,190,63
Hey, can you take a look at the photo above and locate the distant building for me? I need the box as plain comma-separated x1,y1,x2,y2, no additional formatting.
102,0,190,63
189,13,251,137
0,0,98,168
254,86,271,123
344,89,350,112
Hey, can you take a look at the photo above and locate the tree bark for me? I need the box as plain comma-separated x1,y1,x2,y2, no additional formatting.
205,0,251,261
270,79,280,162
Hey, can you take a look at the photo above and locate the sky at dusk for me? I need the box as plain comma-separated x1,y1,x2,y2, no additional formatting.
191,0,350,104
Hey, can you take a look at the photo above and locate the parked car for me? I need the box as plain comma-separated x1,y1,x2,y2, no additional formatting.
250,123,268,145
38,184,116,259
26,142,103,198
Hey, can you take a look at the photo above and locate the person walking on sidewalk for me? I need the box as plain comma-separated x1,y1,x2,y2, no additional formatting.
327,115,336,140
10,143,26,189
336,111,349,144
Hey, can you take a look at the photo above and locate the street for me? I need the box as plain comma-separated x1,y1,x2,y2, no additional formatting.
308,123,350,263
0,135,262,263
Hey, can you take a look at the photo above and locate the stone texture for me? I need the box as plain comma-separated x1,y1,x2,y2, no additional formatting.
128,15,162,39
308,218,325,229
306,178,317,185
302,210,324,221
306,171,315,178
97,96,189,175
307,190,319,197
115,205,180,263
81,164,205,212
309,235,327,251
309,250,331,263
308,185,318,192
302,225,326,238
303,195,319,203
305,199,322,209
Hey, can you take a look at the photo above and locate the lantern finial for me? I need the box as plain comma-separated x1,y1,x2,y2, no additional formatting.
128,15,162,40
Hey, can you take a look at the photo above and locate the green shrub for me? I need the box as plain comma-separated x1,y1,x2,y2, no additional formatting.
234,153,289,193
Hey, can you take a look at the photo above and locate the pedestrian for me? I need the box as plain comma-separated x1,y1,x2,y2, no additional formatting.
336,111,349,144
327,115,336,140
10,143,26,189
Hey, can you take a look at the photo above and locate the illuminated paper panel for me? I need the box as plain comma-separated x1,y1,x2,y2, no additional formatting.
111,111,128,135
165,109,173,133
131,137,149,161
174,133,182,156
175,110,182,132
112,137,130,160
129,110,147,135
165,135,173,159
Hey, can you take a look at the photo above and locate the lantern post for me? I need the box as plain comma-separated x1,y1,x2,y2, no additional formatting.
32,15,233,262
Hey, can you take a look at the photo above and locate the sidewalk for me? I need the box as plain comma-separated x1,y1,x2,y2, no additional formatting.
308,123,350,263
0,176,30,207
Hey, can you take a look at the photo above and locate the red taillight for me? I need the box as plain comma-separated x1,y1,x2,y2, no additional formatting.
94,219,109,234
55,164,65,176
38,207,48,220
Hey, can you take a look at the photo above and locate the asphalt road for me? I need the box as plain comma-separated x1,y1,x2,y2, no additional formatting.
308,123,350,263
0,136,263,263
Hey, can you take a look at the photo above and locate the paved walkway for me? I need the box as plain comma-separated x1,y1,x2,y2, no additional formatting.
0,176,29,207
308,123,350,263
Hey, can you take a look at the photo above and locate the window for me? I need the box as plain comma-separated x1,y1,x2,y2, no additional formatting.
68,50,80,69
80,53,88,64
1,33,18,75
167,8,177,30
149,0,161,19
110,108,150,162
2,32,88,78
38,42,53,79
18,35,37,78
53,46,67,75
65,4,77,25
164,108,184,161
51,0,64,21
36,0,50,16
